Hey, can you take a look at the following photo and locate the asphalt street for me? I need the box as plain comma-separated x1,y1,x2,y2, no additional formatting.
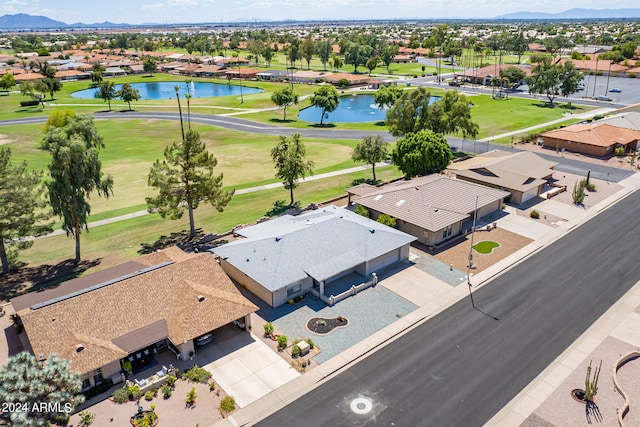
1,112,631,183
257,186,640,426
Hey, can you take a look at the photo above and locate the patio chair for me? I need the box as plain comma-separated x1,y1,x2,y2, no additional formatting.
134,378,147,387
156,366,168,378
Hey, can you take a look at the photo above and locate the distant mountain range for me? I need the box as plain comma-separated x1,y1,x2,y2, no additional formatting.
0,13,125,29
0,9,639,30
497,8,640,19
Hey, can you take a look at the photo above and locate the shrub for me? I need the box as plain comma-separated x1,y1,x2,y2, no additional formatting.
377,213,397,228
354,204,370,218
277,334,288,351
144,389,156,401
185,387,197,406
585,182,596,192
209,381,216,391
593,114,604,120
220,396,236,415
161,384,172,399
127,384,141,402
629,73,636,78
112,386,130,404
572,180,586,204
530,210,540,219
306,338,315,349
183,365,212,383
78,410,95,426
166,375,177,387
615,146,625,157
291,344,301,358
263,322,274,337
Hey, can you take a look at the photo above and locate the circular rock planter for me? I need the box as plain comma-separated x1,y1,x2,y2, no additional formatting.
570,388,587,404
306,316,349,335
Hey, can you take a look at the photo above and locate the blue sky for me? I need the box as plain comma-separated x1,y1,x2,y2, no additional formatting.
1,0,637,24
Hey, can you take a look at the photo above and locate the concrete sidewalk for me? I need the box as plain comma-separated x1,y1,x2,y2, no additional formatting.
32,162,389,240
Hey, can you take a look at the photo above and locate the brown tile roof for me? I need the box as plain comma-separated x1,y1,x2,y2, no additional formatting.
457,64,531,79
355,176,509,232
447,151,557,192
14,73,43,81
19,249,257,375
559,59,627,72
322,73,371,84
541,123,640,147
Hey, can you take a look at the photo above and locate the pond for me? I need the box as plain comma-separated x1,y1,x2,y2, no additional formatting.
298,94,442,123
71,81,263,100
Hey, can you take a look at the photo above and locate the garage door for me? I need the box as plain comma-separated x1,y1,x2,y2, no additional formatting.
369,249,400,272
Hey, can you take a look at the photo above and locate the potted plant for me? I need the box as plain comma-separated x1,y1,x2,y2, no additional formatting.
188,350,194,360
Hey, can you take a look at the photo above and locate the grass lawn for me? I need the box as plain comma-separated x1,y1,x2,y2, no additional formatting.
18,165,403,269
3,119,370,217
473,241,501,254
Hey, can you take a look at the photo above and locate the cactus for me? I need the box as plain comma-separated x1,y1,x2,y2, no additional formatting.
586,170,591,187
583,360,601,402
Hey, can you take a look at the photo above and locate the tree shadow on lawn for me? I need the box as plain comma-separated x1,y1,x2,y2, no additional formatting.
308,123,336,128
269,118,297,124
0,258,103,302
138,228,206,255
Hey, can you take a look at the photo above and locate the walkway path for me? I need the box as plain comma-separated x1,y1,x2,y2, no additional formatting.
478,107,616,142
31,162,390,240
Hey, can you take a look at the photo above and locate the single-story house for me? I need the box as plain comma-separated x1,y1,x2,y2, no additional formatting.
213,205,416,307
11,247,257,391
540,122,640,157
447,151,558,204
224,67,261,80
103,66,127,77
190,64,225,77
290,70,332,83
559,59,627,75
391,54,415,63
55,69,91,81
323,72,371,87
349,176,509,247
256,69,287,81
455,64,531,86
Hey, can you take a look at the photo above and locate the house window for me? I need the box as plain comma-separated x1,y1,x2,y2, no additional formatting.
81,378,91,390
287,283,302,297
93,368,103,386
442,225,452,239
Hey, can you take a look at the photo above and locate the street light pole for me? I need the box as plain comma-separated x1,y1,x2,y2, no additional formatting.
466,195,479,308
467,193,504,309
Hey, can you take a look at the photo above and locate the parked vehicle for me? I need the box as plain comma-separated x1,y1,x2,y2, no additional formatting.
609,88,622,93
195,333,214,346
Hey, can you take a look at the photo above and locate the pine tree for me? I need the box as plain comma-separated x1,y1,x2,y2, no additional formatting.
0,148,53,273
0,352,84,426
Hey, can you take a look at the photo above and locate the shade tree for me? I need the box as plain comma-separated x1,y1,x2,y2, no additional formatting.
41,114,114,261
270,133,314,206
391,130,453,178
309,84,339,126
351,135,389,182
271,86,298,121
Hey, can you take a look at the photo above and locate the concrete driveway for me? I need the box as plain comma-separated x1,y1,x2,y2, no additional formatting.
197,331,299,408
